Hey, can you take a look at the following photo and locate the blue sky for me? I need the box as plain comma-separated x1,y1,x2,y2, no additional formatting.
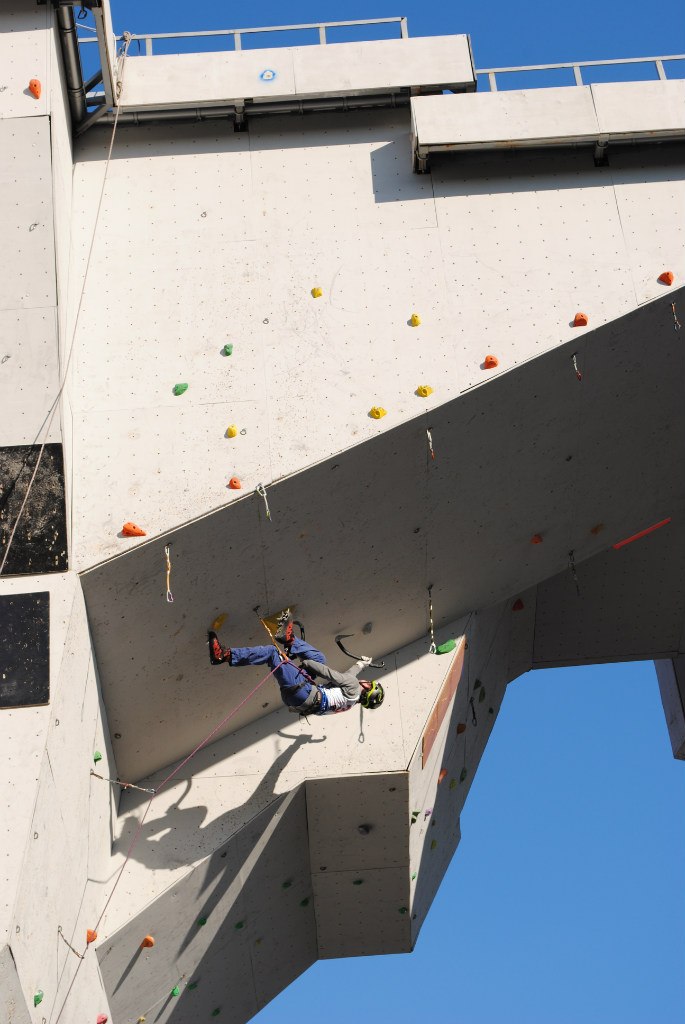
99,3,685,1020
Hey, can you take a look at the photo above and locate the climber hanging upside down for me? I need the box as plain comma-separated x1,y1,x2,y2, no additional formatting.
208,611,385,717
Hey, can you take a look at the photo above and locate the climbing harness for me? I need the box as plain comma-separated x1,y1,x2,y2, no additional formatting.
164,544,174,603
335,634,385,668
427,585,436,654
256,482,271,521
90,770,156,796
426,427,435,461
572,353,582,382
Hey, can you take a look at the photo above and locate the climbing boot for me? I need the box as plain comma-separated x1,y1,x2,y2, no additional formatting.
208,631,230,665
274,610,294,648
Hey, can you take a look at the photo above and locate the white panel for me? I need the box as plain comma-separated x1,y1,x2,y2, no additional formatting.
120,49,297,110
0,3,49,120
610,148,685,305
0,117,56,311
94,0,117,107
592,80,685,137
292,35,475,97
119,36,474,112
0,307,61,445
313,867,410,956
412,87,598,150
0,573,77,944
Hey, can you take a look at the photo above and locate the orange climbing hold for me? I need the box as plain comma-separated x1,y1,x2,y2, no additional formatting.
122,522,146,537
573,312,589,327
590,523,604,536
658,271,674,286
86,929,98,944
530,533,543,545
228,477,241,490
438,768,448,783
483,355,498,369
140,935,155,949
456,722,466,735
512,598,524,611
29,79,41,99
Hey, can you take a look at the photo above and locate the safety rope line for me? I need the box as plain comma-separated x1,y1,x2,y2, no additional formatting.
57,926,84,961
90,770,156,796
164,544,174,603
256,482,272,521
52,658,281,1024
0,32,133,579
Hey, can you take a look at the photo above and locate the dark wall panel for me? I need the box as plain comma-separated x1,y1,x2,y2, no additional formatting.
0,443,68,575
0,591,50,708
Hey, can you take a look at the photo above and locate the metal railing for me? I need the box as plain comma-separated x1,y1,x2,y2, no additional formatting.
78,16,409,55
477,54,685,91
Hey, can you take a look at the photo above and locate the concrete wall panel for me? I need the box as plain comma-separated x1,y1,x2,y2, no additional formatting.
0,3,49,121
0,944,31,1024
655,657,685,759
0,117,56,311
0,308,61,445
592,80,685,138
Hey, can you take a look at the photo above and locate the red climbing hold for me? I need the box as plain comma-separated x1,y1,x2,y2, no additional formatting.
483,355,499,369
97,1016,108,1024
530,533,543,545
86,929,98,944
228,477,242,490
512,598,524,611
438,768,448,783
573,312,589,327
140,935,155,949
456,722,466,735
122,522,146,537
658,271,674,286
29,79,41,99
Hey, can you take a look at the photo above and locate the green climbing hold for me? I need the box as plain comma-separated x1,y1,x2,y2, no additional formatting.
489,707,494,714
171,985,180,997
435,639,456,655
430,839,437,850
222,344,233,356
211,1009,221,1017
34,991,44,1007
411,872,417,881
460,767,468,782
173,383,188,396
281,880,292,890
478,687,486,703
300,897,310,908
410,810,419,824
449,778,456,790
234,920,245,930
352,879,364,886
197,917,207,927
398,907,408,915
187,981,199,990
93,751,102,764
473,678,482,689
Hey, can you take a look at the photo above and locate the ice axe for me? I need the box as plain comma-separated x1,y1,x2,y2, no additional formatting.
335,634,385,669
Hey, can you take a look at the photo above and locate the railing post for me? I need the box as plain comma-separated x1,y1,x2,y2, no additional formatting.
488,72,497,92
318,24,327,44
573,64,583,85
655,58,667,80
145,36,152,56
233,31,241,51
400,17,409,39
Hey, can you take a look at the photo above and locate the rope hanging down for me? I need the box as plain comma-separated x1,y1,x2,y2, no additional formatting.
0,32,133,579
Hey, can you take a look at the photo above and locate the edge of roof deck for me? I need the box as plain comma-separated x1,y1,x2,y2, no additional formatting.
115,34,476,114
410,79,685,166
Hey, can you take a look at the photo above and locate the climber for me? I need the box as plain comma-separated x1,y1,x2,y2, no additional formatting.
207,612,385,716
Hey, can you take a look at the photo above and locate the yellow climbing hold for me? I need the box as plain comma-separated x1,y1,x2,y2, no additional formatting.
211,613,227,631
311,287,323,298
416,385,433,398
226,425,238,438
410,313,421,327
369,406,387,420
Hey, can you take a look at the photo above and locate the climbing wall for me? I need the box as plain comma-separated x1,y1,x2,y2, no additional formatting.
0,572,116,1023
